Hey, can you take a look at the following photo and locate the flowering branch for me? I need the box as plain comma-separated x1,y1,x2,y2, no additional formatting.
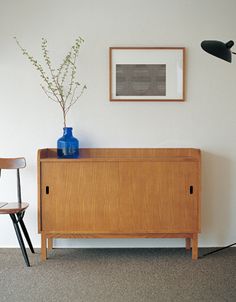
14,37,87,127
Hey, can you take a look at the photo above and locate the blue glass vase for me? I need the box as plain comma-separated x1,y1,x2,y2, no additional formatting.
57,127,79,159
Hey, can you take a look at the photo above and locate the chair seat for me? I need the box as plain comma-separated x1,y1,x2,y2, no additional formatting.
0,202,29,214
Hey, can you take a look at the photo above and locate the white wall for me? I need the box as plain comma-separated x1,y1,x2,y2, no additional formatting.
1,0,236,248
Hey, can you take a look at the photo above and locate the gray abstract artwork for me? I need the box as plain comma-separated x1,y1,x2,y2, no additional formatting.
116,64,166,96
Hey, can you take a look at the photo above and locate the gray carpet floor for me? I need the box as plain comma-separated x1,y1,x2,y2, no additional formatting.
0,248,235,302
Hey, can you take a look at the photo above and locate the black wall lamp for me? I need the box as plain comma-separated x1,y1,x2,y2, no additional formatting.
201,40,236,63
200,39,236,257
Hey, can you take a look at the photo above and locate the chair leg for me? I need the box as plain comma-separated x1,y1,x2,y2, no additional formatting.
17,213,35,254
10,214,30,267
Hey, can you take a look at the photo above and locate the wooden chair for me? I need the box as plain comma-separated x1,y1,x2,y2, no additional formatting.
0,158,34,266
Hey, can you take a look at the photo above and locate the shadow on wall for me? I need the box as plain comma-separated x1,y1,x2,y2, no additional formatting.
201,151,232,246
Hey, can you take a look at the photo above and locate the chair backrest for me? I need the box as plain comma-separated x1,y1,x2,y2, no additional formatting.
0,158,26,169
0,158,26,204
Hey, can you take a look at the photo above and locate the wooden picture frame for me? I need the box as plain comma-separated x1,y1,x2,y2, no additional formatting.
109,47,185,102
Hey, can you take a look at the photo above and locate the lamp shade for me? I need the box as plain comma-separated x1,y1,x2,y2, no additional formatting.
201,40,234,63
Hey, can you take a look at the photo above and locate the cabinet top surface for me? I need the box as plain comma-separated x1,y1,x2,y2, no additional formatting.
38,148,201,162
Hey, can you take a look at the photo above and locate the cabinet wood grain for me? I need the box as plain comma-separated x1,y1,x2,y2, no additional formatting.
38,148,201,261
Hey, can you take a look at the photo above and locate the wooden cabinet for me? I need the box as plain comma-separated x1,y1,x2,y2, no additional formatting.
38,148,201,260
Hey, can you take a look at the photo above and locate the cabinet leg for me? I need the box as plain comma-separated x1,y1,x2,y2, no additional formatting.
48,238,53,251
185,238,191,251
192,234,198,260
41,233,47,261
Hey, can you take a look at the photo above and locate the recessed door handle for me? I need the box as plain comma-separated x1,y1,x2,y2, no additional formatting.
46,186,49,194
189,185,193,194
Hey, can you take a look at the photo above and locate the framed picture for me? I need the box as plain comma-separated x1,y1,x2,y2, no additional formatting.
109,47,185,102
